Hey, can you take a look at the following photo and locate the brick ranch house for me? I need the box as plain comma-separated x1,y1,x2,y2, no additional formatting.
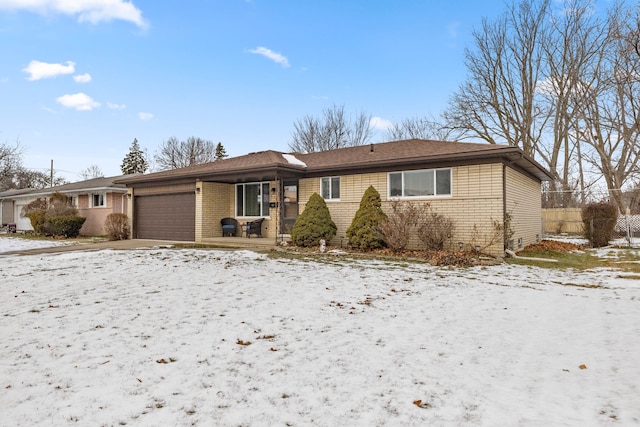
116,139,552,257
0,175,128,236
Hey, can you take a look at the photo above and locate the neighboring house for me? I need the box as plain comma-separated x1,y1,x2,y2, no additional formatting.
116,139,553,257
0,188,34,228
0,175,129,236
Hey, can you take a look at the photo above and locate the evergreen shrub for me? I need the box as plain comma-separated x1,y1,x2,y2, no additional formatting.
291,193,337,247
346,186,387,250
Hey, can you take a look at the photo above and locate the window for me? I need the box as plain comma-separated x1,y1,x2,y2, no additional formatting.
92,193,105,207
388,169,451,198
321,177,340,200
236,182,270,217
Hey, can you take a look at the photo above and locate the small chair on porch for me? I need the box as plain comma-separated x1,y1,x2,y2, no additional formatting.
243,218,265,238
220,217,239,237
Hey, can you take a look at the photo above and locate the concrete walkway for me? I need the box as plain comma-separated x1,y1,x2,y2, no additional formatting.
0,238,275,256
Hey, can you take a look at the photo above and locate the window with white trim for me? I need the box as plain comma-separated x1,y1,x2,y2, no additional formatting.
91,193,106,207
388,168,451,197
236,182,270,217
320,177,340,200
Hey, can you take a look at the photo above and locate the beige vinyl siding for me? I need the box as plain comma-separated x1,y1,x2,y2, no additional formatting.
298,163,507,256
505,167,543,250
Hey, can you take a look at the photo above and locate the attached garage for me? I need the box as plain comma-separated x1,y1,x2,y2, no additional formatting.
134,192,195,241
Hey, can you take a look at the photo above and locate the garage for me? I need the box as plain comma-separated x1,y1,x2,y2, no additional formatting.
134,192,195,241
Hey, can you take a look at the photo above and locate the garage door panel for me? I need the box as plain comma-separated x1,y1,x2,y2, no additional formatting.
134,193,195,241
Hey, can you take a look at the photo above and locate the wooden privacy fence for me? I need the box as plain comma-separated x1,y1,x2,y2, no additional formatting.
542,208,583,235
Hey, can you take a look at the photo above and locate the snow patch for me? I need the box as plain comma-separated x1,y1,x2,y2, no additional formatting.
282,153,307,167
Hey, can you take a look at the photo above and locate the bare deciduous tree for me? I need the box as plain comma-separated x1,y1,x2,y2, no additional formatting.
289,104,373,153
154,136,216,170
443,0,640,211
79,165,104,180
443,0,550,156
385,115,456,141
0,141,23,191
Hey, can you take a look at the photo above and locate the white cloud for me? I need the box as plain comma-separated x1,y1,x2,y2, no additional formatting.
249,46,290,68
369,116,393,130
73,73,92,83
0,0,147,28
23,60,75,81
56,92,100,111
107,102,126,110
138,112,153,120
447,21,460,39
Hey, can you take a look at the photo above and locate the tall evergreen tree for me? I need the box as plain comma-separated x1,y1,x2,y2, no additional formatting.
214,142,228,161
121,138,148,175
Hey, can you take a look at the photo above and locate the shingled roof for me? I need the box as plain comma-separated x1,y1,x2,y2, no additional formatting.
116,139,552,185
1,175,128,199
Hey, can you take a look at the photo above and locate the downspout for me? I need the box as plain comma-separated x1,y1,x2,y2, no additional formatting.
502,163,508,254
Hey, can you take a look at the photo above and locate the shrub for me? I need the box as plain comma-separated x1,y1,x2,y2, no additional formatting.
105,213,130,241
417,207,455,251
43,215,86,238
21,198,48,234
346,186,387,250
582,202,617,247
291,193,337,247
379,200,421,252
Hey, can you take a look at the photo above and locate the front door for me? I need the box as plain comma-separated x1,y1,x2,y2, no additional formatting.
281,181,298,234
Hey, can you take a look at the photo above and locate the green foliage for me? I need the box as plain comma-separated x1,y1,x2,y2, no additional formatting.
21,194,85,237
121,138,148,175
43,215,86,238
22,198,48,234
104,213,130,241
582,202,617,247
214,142,228,160
291,193,337,247
346,186,387,249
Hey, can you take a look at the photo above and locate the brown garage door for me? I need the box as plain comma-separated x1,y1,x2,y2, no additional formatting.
134,193,195,241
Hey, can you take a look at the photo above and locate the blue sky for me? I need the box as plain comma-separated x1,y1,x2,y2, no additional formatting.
0,0,510,181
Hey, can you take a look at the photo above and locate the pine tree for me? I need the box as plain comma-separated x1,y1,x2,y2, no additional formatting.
121,138,148,175
346,185,387,249
214,142,228,161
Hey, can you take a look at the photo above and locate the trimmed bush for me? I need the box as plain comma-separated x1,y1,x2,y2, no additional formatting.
43,215,86,238
105,213,130,241
346,186,387,250
21,198,48,234
582,202,617,247
379,200,420,252
291,193,337,247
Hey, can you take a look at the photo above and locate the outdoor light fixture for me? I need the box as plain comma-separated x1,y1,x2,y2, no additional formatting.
458,242,464,250
196,187,201,193
271,187,276,194
127,193,132,199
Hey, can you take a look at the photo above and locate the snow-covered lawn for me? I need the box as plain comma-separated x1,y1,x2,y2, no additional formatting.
1,241,639,426
0,235,72,253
